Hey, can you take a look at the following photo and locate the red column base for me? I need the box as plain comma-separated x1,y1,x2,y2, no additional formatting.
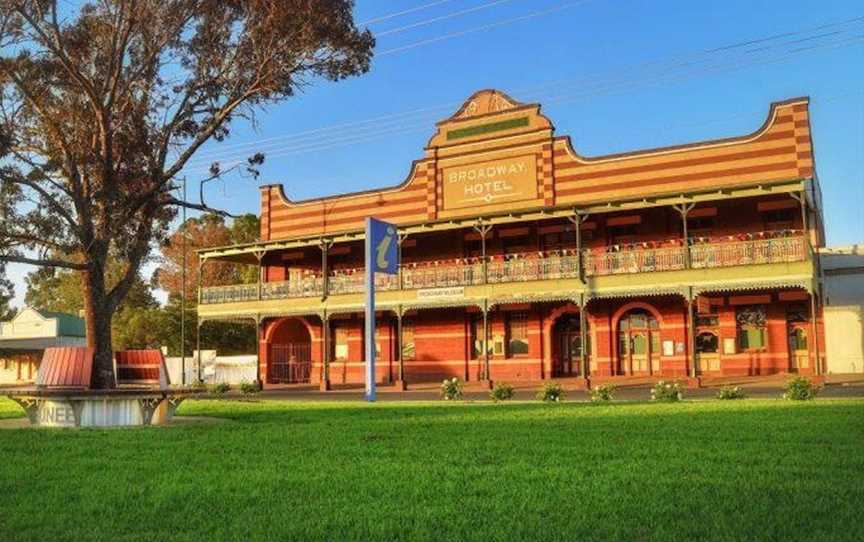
319,379,331,391
392,379,408,391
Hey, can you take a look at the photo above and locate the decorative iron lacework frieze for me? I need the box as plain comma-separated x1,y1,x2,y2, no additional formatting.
736,306,767,327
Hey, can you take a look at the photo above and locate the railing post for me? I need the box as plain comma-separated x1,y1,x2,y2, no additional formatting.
673,202,695,268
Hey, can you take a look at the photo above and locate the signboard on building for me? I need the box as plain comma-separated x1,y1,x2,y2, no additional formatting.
442,155,537,210
417,287,465,300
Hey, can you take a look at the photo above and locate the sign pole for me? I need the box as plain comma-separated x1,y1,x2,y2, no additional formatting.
364,218,376,401
364,217,399,402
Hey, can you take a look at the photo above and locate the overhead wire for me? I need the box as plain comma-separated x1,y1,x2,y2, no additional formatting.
183,17,864,172
186,13,863,164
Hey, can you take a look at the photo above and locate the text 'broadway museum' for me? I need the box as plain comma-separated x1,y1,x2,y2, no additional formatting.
198,89,823,389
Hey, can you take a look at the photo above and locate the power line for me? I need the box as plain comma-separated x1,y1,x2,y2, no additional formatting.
376,0,520,38
183,19,863,171
359,0,460,26
378,0,594,56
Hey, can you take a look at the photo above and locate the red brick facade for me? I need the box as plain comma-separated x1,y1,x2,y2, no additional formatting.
198,90,825,388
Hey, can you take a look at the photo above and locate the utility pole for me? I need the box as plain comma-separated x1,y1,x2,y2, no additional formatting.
180,176,187,385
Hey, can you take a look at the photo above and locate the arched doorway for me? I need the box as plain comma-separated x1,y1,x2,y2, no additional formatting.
552,314,589,377
267,318,312,384
617,309,660,375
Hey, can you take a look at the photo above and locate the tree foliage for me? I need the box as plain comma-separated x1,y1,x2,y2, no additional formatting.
0,262,15,320
157,213,259,300
0,1,373,387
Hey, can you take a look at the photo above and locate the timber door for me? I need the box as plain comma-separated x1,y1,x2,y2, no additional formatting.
554,315,586,377
788,325,809,371
618,310,660,375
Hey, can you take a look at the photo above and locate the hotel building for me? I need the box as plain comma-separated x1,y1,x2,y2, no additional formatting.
197,90,824,389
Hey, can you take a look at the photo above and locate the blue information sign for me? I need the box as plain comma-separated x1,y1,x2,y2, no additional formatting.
364,217,399,401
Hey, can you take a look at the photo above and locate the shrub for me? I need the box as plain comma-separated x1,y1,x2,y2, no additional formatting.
589,384,616,403
239,380,261,396
209,382,231,396
490,382,515,402
782,377,820,401
537,381,564,402
440,377,463,401
717,385,747,400
187,379,207,391
651,380,683,402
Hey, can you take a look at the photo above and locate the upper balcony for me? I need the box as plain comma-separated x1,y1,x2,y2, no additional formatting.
200,232,809,306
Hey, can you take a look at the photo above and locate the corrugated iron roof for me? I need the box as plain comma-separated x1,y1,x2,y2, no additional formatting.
35,347,94,389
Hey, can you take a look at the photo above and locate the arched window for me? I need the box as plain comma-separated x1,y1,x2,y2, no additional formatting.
696,331,719,353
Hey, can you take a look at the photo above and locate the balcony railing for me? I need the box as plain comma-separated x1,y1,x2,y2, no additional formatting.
583,245,686,277
199,235,807,304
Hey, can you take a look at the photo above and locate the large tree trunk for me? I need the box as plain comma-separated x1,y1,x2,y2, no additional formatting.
82,268,116,389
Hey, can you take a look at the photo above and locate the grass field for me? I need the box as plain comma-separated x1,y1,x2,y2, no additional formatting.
1,396,862,541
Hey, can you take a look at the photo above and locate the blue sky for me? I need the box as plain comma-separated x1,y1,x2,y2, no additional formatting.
6,0,864,305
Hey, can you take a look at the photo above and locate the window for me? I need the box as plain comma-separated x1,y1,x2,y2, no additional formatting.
687,216,715,233
696,332,719,353
609,224,638,244
696,315,720,327
333,326,349,361
736,306,767,350
401,319,415,361
789,328,808,351
542,230,576,251
507,312,529,356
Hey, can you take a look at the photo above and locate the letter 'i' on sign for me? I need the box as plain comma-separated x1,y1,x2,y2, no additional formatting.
364,218,399,402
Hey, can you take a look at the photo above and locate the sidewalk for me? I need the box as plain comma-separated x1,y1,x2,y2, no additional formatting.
243,375,864,403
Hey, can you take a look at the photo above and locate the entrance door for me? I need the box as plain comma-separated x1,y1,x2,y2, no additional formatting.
695,331,720,374
554,315,587,377
788,325,809,371
618,310,660,375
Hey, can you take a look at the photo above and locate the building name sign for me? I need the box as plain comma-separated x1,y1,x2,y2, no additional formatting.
417,287,465,300
442,155,537,210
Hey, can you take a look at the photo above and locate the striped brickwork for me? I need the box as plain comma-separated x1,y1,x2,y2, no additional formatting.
260,90,813,242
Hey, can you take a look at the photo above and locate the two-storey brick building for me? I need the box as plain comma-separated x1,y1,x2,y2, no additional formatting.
197,89,824,389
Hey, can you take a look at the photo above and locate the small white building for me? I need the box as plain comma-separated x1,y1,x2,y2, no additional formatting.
821,246,864,374
0,307,87,384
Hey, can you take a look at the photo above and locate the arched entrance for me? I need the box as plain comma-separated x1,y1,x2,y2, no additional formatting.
552,314,590,377
617,309,660,375
266,318,312,384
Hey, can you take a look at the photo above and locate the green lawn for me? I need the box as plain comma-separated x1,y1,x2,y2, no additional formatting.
1,397,862,541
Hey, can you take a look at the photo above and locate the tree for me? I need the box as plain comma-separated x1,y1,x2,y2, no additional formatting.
157,213,259,301
25,261,157,315
0,1,373,388
0,262,15,320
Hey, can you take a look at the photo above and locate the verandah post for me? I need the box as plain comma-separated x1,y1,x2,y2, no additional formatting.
579,294,588,380
674,202,696,269
686,287,697,380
